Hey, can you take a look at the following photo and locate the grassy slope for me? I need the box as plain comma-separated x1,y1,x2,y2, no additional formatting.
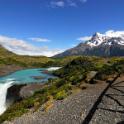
0,46,54,68
0,46,83,68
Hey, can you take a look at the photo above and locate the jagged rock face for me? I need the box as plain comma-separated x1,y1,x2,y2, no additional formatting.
55,43,91,57
6,84,26,107
54,32,124,57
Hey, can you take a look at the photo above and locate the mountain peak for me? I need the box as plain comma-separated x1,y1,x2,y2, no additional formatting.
92,32,103,40
86,31,124,47
93,32,101,37
86,32,104,47
54,31,124,57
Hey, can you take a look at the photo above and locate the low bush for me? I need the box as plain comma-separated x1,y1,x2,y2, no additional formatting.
54,90,67,100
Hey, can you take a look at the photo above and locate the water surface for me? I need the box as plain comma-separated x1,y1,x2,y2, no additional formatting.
0,68,56,84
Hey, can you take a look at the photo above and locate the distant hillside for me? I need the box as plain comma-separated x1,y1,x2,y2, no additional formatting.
0,45,81,68
0,45,15,56
0,45,53,67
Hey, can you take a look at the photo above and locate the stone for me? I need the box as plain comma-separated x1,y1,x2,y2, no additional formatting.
85,71,98,83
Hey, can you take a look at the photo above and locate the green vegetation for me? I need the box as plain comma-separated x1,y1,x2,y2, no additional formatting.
53,56,107,84
54,90,67,100
0,45,54,68
0,94,48,123
0,46,82,68
95,58,124,80
0,46,124,123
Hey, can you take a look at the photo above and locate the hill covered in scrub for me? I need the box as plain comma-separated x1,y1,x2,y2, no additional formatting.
0,45,82,68
54,56,124,82
0,45,53,68
0,56,124,123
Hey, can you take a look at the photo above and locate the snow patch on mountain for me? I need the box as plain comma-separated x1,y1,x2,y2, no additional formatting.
84,30,124,47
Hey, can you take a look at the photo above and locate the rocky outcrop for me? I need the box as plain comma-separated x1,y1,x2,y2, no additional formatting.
20,84,45,98
6,83,45,103
0,65,23,77
6,84,26,107
54,43,91,57
85,71,98,83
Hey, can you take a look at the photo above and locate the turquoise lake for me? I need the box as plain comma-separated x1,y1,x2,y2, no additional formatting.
0,68,56,84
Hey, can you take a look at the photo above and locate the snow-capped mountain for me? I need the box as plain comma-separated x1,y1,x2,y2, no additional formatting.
54,31,124,57
86,32,106,46
86,31,124,47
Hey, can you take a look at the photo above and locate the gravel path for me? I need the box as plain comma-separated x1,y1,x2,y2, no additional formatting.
90,76,124,124
3,76,124,124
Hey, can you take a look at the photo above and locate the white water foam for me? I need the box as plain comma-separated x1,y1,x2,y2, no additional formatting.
47,67,61,71
0,79,14,115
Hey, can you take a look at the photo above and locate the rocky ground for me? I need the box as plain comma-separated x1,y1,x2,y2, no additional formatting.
90,76,124,124
3,75,124,124
20,84,45,98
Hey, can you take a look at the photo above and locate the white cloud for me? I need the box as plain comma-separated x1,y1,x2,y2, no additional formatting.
77,36,91,41
104,30,124,38
29,37,50,42
77,30,124,42
0,35,63,57
67,0,77,7
49,0,87,8
50,1,65,8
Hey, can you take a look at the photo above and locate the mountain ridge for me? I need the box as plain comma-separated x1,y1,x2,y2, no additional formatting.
54,31,124,57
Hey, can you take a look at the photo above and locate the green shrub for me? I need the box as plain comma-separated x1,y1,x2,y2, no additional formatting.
0,94,48,123
54,90,67,100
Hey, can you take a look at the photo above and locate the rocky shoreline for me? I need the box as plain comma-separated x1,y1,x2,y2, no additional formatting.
6,84,26,107
0,65,24,77
19,83,45,98
6,83,45,105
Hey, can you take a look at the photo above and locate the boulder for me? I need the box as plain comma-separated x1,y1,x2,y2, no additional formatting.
19,84,44,98
85,71,98,83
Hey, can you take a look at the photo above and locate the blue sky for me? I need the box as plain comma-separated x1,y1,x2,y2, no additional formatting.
0,0,124,56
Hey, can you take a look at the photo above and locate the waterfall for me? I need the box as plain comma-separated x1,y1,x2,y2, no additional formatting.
0,80,13,115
